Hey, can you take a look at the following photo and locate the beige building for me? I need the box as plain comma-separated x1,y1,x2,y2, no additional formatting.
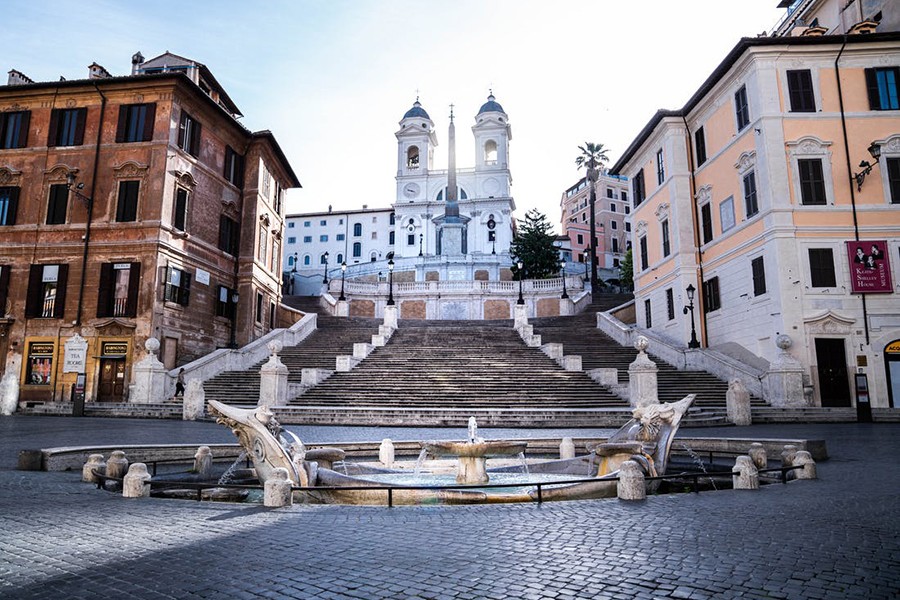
0,52,299,404
611,25,900,409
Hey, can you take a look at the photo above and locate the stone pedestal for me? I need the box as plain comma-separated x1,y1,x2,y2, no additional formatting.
264,467,293,507
732,456,759,490
794,450,817,480
586,368,618,387
353,343,374,359
336,300,349,317
335,356,361,371
456,456,489,484
748,443,767,471
384,305,398,329
560,297,574,316
561,355,582,372
0,372,19,415
560,437,575,460
514,304,528,330
379,439,395,467
763,335,807,407
726,379,752,426
123,463,151,498
259,341,289,407
131,338,169,404
628,336,658,408
182,380,205,421
617,460,646,500
541,343,563,360
301,368,332,386
82,454,106,483
193,446,213,477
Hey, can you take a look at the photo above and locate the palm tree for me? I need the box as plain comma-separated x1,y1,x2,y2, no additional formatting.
575,142,609,291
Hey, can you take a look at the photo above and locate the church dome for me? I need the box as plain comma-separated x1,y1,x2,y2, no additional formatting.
477,93,505,115
403,100,430,120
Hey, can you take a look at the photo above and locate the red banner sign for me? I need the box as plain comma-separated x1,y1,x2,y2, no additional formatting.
847,240,893,293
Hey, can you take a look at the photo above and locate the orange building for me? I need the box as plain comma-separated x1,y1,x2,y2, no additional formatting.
611,28,900,409
0,52,299,404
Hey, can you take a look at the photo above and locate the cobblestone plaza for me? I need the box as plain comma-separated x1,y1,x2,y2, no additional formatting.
1,417,898,599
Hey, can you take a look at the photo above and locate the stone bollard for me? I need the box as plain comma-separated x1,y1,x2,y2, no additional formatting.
379,439,395,467
193,446,213,477
732,456,759,490
264,467,293,507
0,371,20,415
182,379,205,421
617,460,646,501
560,437,575,460
122,463,151,498
105,451,129,479
82,454,106,483
793,450,817,480
748,443,767,471
781,444,799,480
628,337,658,408
726,379,752,426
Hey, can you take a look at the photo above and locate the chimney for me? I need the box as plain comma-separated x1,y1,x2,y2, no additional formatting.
88,62,112,79
328,205,333,213
131,51,145,75
848,20,878,35
7,69,34,86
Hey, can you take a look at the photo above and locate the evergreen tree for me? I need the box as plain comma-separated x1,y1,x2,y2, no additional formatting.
619,248,634,290
510,208,560,279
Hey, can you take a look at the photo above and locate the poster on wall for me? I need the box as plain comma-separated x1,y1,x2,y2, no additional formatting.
846,240,893,293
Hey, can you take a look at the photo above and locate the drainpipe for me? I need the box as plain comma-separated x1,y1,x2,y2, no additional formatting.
682,115,708,347
835,36,870,345
74,82,106,327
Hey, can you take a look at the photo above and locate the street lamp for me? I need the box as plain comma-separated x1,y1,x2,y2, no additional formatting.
339,261,347,301
66,172,94,328
853,142,882,191
322,251,329,285
517,260,525,305
419,233,423,257
229,291,240,348
387,257,395,306
560,260,569,299
292,252,298,273
683,284,700,349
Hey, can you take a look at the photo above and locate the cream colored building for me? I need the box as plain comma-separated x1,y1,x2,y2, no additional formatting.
611,28,900,409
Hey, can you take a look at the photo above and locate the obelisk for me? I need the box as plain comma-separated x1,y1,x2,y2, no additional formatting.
438,104,467,255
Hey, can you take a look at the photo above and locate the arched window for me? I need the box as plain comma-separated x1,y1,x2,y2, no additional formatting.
370,251,378,262
484,140,498,164
303,254,311,266
407,146,420,168
353,223,362,237
389,212,395,225
336,253,344,264
436,187,468,201
352,242,361,257
287,255,295,267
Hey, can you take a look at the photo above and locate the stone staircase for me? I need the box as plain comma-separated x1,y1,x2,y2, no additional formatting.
531,294,766,412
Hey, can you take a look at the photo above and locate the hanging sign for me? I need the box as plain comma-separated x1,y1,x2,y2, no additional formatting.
63,334,88,373
847,240,893,293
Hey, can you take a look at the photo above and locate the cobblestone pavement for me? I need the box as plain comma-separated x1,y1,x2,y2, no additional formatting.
1,416,898,599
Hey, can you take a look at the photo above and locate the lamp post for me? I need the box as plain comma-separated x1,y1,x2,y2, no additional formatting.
66,172,94,328
292,252,297,273
387,257,395,306
853,142,882,191
229,291,240,348
339,261,347,301
517,260,525,305
560,260,569,299
322,251,329,285
419,233,423,257
683,284,700,349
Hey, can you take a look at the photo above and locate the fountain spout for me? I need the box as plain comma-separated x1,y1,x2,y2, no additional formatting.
467,416,478,443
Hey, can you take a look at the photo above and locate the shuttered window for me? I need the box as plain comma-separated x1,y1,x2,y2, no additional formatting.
701,203,713,244
644,299,652,329
703,277,721,313
0,265,10,315
0,187,19,226
743,171,759,217
177,111,201,157
26,264,68,318
694,127,707,166
787,70,816,112
47,108,86,147
97,262,140,317
46,184,68,225
735,85,750,131
661,219,670,257
798,159,827,205
173,188,188,231
808,249,836,288
224,146,245,187
633,169,646,206
116,181,140,222
115,103,156,143
865,67,900,110
751,257,766,296
639,236,648,271
666,288,675,321
164,267,191,305
887,157,900,204
0,111,30,149
218,216,240,255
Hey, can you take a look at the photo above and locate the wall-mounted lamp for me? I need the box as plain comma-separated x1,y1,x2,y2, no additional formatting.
853,142,882,192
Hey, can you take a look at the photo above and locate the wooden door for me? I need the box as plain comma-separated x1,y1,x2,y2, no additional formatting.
98,358,126,403
815,338,851,407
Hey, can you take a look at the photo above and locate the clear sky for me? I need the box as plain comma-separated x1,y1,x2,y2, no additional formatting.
4,0,785,230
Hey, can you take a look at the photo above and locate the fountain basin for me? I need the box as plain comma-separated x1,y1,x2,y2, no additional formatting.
424,440,528,484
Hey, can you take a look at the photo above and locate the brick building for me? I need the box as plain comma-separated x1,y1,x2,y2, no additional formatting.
0,51,299,404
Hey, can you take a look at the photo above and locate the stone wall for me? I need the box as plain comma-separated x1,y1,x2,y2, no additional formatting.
483,300,511,320
349,300,375,317
536,298,560,318
400,300,426,319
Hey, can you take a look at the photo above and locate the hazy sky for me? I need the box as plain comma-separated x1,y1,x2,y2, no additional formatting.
5,1,785,229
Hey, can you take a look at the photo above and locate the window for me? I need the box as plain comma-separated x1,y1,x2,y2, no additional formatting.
320,219,327,226
633,169,645,206
407,234,415,245
304,221,310,227
622,191,628,204
743,171,758,217
26,264,68,318
320,235,328,242
798,159,827,205
370,252,378,262
701,203,713,244
610,203,617,212
271,240,280,272
116,181,140,223
661,219,670,257
0,265,9,318
339,218,344,225
353,223,362,237
173,187,188,231
610,221,617,230
164,266,191,305
0,186,19,225
303,255,311,266
703,277,721,313
287,236,296,244
48,108,86,147
303,235,312,243
389,231,395,245
371,232,377,240
606,189,614,199
695,127,707,166
115,103,155,143
644,299,652,329
372,216,377,223
735,85,750,131
624,205,630,215
612,237,619,253
720,196,735,232
257,224,267,263
224,146,244,187
808,248,836,288
639,236,648,270
255,291,264,324
46,184,68,225
751,257,766,296
26,341,54,386
576,233,584,245
269,301,276,329
887,157,900,203
216,285,237,319
656,149,665,184
177,111,201,157
288,222,295,228
97,262,140,317
218,216,240,256
0,110,30,149
625,222,631,232
787,70,815,112
389,213,396,225
336,253,343,264
262,169,271,198
865,67,900,110
666,288,675,321
352,242,361,258
336,233,345,241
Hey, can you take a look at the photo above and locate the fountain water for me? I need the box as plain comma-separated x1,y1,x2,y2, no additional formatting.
217,451,248,485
